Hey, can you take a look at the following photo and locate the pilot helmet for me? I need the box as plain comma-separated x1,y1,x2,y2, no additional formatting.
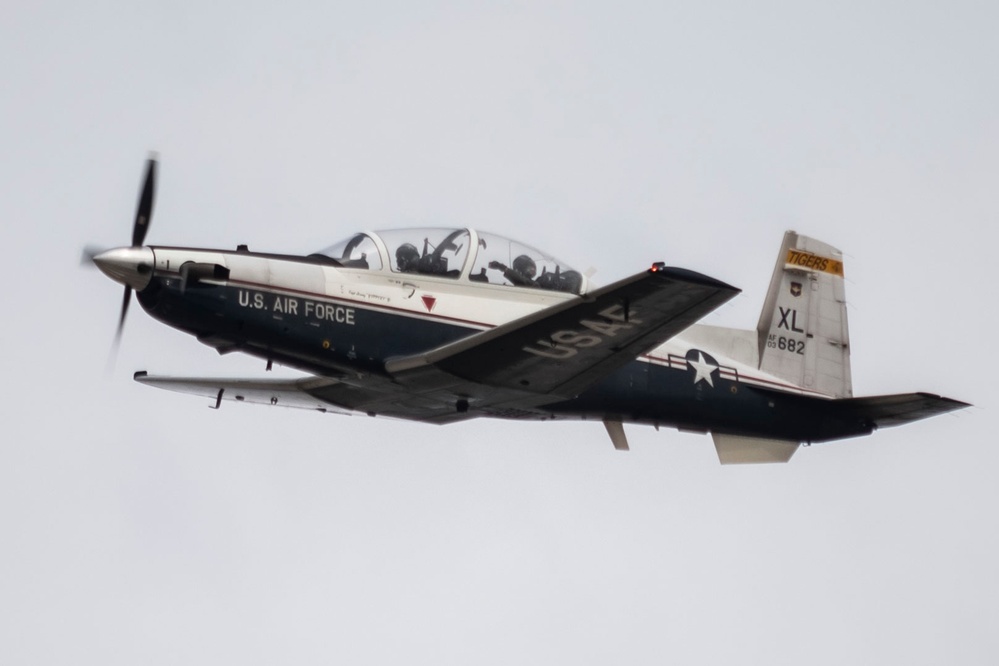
396,243,419,271
513,254,537,279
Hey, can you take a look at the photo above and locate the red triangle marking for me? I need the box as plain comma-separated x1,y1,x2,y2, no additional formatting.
421,295,437,312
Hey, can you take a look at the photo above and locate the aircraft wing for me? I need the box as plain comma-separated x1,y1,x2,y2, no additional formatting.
133,372,354,414
133,371,481,422
386,265,740,398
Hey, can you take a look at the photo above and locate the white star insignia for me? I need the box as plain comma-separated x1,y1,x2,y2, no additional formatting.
689,352,718,387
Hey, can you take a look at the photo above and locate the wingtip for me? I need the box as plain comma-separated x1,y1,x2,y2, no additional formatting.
915,391,973,409
657,265,741,293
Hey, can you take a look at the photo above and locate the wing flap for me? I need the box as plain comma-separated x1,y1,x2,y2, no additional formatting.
387,265,739,398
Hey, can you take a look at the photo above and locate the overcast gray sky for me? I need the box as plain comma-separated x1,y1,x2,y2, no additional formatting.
2,1,995,664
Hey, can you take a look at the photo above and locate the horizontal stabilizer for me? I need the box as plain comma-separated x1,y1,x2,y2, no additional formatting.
834,392,969,429
712,433,799,464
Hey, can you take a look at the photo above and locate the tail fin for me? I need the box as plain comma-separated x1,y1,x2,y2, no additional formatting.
757,231,852,398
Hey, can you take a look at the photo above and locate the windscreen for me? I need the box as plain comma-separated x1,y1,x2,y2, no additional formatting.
314,233,382,270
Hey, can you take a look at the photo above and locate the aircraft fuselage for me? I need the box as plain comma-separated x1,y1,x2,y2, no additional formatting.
135,246,876,443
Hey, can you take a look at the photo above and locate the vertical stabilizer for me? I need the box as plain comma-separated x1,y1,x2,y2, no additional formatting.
756,231,852,397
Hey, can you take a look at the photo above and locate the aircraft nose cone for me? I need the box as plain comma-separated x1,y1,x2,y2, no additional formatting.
93,246,155,291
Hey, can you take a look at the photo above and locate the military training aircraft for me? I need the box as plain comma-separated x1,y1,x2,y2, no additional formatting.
87,157,968,463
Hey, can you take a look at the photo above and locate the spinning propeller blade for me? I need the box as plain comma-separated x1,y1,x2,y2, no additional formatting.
87,154,158,369
111,285,132,359
132,157,156,247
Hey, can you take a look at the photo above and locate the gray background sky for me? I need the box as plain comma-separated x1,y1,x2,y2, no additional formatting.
2,1,995,664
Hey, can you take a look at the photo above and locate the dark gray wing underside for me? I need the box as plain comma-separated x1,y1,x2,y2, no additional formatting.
386,265,740,399
133,373,354,414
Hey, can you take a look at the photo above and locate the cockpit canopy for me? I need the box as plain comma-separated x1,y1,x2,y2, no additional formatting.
315,228,586,294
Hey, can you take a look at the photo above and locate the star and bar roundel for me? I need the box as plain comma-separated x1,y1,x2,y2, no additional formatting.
685,348,722,387
646,348,741,389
